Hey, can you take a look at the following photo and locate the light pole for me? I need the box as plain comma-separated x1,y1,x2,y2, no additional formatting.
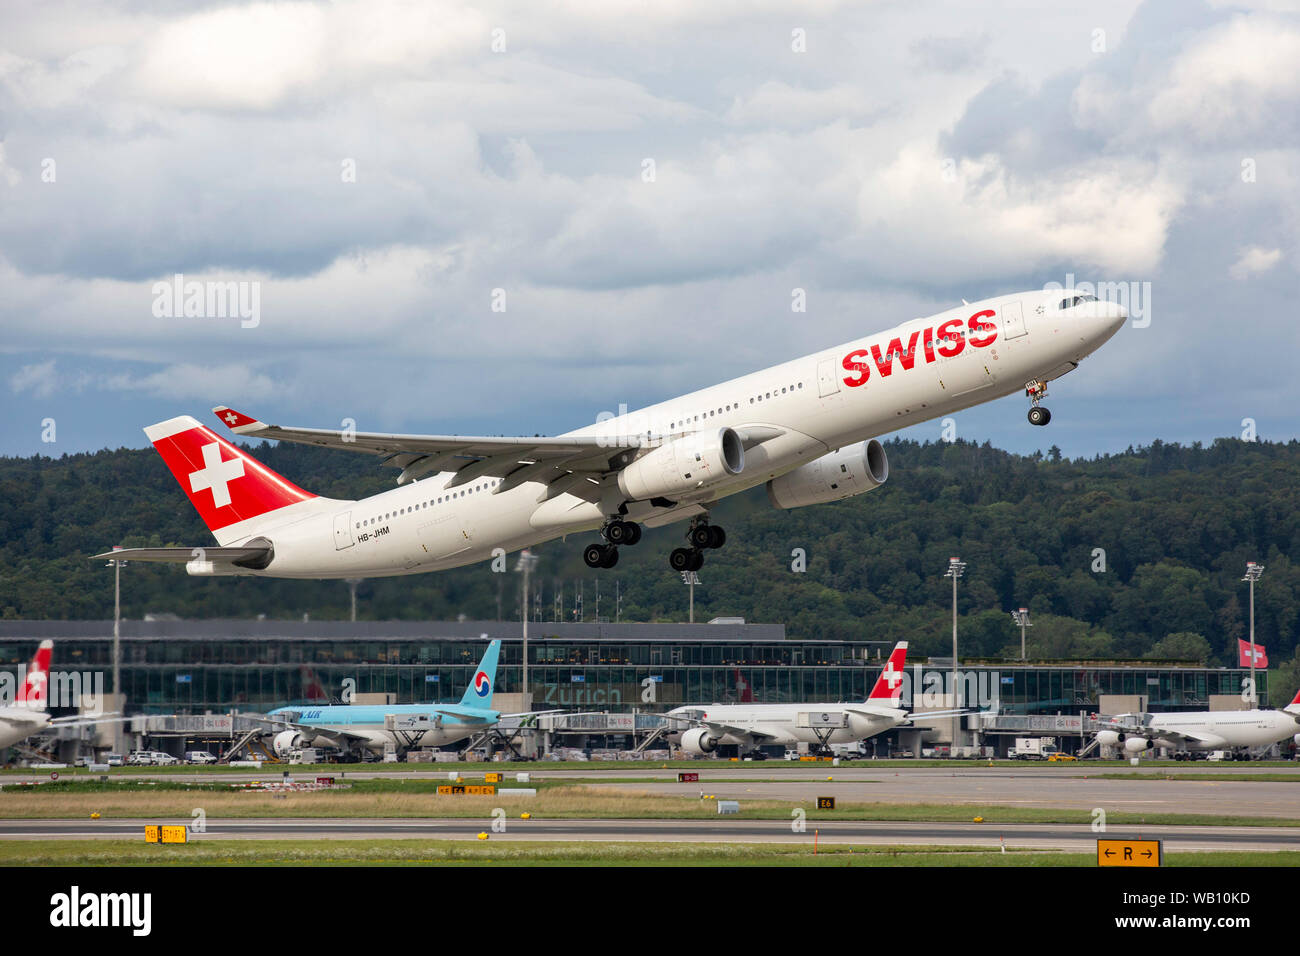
944,557,966,750
1010,607,1032,661
514,550,539,707
345,578,362,622
106,546,125,754
1242,562,1265,705
681,570,699,623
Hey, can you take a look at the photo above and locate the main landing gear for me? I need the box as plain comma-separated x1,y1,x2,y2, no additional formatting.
668,518,727,573
1025,379,1052,426
583,519,643,569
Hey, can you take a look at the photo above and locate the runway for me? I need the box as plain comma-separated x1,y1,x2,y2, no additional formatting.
11,763,1295,817
1,817,1295,853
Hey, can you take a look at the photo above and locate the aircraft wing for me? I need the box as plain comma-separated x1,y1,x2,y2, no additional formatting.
47,715,128,728
1149,728,1227,748
213,406,785,489
664,712,777,741
244,714,369,747
426,709,495,725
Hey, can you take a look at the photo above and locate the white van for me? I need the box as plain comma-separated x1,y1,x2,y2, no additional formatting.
185,751,217,764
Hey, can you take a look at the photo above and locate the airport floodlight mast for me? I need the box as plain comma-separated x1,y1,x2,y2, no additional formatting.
515,549,539,705
345,578,362,622
1010,607,1032,661
1242,561,1265,704
944,557,967,749
105,545,126,754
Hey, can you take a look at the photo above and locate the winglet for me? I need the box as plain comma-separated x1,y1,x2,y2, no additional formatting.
213,406,266,435
459,638,500,709
867,641,908,703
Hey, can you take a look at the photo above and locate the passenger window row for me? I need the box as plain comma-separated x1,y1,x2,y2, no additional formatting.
668,381,803,431
355,478,503,529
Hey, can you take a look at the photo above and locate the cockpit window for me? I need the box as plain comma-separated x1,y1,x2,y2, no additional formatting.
1059,294,1098,309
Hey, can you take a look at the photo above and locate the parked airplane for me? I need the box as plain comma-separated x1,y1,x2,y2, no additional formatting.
97,289,1125,577
0,641,122,751
661,641,964,757
1095,689,1300,758
259,639,529,757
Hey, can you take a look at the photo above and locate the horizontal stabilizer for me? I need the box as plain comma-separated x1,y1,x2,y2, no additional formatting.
92,545,272,568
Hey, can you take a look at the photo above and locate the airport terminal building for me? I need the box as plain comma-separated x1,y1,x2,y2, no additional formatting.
0,619,1260,722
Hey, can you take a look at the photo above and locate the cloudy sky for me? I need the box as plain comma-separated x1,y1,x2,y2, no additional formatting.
1,0,1297,461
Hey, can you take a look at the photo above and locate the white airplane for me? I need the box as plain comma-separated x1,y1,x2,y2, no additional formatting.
661,641,958,756
1095,689,1300,758
0,642,123,752
97,289,1125,577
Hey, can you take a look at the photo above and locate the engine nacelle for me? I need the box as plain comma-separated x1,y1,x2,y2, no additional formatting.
272,730,309,757
681,727,721,755
766,440,888,510
1094,730,1121,747
617,429,744,501
1123,737,1150,754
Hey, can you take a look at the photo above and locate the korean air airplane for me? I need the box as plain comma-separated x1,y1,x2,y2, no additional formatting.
98,289,1125,578
263,640,510,757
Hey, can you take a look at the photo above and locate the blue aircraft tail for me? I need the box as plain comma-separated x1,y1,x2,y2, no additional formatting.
458,639,501,708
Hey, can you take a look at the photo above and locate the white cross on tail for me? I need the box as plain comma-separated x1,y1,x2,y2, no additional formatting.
189,442,244,508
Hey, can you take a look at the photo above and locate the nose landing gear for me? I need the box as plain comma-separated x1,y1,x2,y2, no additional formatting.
1025,380,1051,426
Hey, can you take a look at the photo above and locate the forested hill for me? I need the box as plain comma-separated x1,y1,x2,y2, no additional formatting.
2,436,1299,687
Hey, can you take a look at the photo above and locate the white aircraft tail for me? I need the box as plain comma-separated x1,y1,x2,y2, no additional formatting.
866,642,908,704
16,640,52,711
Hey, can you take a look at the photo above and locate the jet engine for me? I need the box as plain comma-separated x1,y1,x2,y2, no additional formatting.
766,440,888,510
272,730,310,757
1094,730,1121,747
1123,737,1150,754
617,428,744,501
681,727,721,755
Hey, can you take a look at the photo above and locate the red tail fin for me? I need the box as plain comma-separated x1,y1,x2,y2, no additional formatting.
144,416,316,539
17,640,52,708
1289,687,1300,710
867,641,908,704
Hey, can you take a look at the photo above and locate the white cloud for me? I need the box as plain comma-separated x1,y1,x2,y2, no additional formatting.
9,359,58,398
1148,16,1300,141
1229,245,1283,278
103,363,279,402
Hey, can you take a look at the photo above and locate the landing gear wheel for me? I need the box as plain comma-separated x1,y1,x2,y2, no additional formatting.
583,544,607,568
688,524,713,549
600,546,619,569
669,548,693,572
604,520,641,546
707,525,726,549
688,549,704,572
1027,406,1051,426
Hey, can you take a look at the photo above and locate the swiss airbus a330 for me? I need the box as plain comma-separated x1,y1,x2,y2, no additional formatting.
99,289,1125,577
